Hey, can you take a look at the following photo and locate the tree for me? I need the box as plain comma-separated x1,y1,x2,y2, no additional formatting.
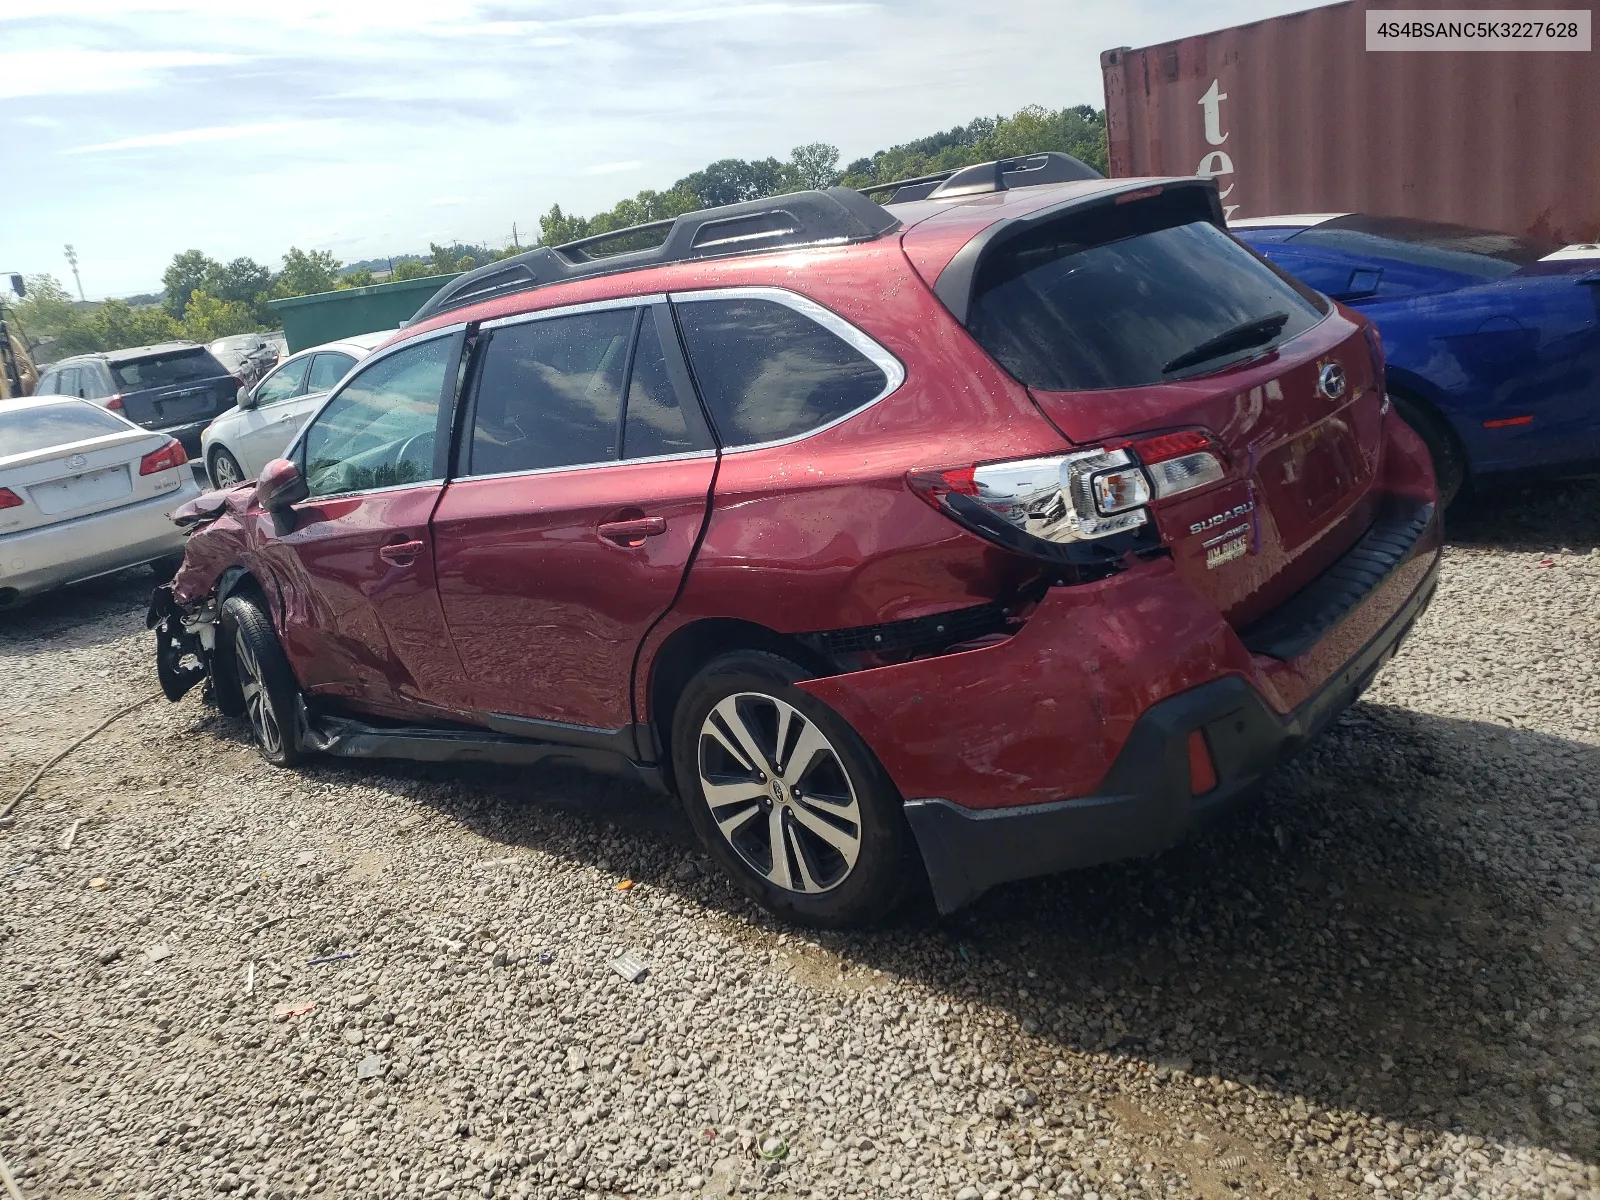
674,157,790,208
275,248,342,299
788,143,841,190
837,104,1108,190
337,267,376,289
162,250,221,318
455,256,475,272
390,261,434,281
94,299,180,351
180,290,261,342
537,204,590,248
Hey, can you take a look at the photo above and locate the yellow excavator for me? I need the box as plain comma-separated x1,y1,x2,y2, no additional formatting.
1,273,39,399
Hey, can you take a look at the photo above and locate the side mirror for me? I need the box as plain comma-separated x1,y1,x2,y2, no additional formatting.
255,458,307,513
236,384,256,410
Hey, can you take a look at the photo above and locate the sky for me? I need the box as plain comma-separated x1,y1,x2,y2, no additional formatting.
2,0,1331,298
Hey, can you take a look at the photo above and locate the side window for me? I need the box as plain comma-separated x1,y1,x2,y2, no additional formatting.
622,313,704,459
58,367,83,398
255,357,311,405
674,297,889,447
306,353,356,393
301,337,452,498
466,310,633,476
35,370,57,395
79,366,105,400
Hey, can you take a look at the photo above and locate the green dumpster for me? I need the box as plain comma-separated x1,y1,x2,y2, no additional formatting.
267,273,462,354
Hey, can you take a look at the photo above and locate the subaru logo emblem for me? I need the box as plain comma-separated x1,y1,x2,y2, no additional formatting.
1317,362,1347,401
66,453,87,471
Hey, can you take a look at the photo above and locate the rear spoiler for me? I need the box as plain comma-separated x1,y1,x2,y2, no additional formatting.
933,176,1225,326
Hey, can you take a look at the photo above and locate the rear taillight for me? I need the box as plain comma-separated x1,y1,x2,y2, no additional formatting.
106,394,124,411
139,438,188,475
0,487,22,510
908,430,1227,561
1362,323,1384,388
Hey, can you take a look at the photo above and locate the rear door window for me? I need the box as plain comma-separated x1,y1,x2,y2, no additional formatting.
674,296,890,447
967,196,1327,391
306,352,356,393
256,357,311,405
57,367,82,398
1,401,130,457
621,312,705,460
111,348,226,390
465,310,634,476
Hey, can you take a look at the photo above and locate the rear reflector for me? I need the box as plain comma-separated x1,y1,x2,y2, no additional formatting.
1187,729,1218,795
1483,415,1534,428
0,487,22,510
139,438,188,475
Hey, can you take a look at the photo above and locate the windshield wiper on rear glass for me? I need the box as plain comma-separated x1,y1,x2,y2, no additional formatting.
1161,312,1290,375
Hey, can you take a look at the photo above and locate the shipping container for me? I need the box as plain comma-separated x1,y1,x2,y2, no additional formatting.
265,272,461,354
1102,0,1600,242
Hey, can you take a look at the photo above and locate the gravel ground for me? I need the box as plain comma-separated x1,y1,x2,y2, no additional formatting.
2,479,1597,1200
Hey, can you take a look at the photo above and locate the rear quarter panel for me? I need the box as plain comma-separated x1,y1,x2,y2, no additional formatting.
634,241,1071,720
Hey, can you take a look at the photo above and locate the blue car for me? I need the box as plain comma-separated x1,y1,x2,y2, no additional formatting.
1233,213,1600,503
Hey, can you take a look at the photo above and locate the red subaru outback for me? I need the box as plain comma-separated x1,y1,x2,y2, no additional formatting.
152,154,1440,927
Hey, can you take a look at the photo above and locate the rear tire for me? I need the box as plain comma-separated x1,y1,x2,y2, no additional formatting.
1390,391,1466,507
220,593,302,766
209,446,246,490
671,650,912,928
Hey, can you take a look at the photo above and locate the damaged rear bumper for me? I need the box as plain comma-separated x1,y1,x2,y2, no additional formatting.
903,550,1437,912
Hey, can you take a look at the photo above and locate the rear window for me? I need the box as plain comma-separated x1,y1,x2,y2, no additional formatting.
110,347,226,390
968,198,1327,391
675,297,889,446
1290,214,1557,279
0,401,130,457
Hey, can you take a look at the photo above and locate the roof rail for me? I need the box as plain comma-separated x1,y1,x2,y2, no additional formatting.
409,186,900,325
860,151,1103,204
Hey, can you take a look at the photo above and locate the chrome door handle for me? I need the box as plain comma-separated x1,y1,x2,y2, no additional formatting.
379,538,425,565
598,516,667,546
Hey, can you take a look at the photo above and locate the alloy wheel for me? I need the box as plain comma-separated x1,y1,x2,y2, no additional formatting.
235,627,284,756
696,692,862,894
211,451,243,488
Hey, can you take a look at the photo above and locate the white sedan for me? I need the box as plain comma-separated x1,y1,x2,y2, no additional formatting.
0,396,201,609
199,331,388,488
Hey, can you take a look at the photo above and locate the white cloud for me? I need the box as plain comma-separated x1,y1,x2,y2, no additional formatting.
0,50,240,99
64,120,331,154
584,161,644,176
425,196,469,207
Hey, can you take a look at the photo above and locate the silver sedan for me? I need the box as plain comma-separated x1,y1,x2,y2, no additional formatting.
0,397,201,609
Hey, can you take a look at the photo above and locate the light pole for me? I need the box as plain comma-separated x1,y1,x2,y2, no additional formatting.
64,243,84,301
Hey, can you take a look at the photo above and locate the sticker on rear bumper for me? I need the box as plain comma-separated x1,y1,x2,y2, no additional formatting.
1203,522,1251,569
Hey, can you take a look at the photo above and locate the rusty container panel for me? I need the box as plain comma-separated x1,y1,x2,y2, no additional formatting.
1102,0,1600,242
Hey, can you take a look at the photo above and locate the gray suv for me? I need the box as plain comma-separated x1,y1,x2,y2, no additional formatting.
33,342,239,455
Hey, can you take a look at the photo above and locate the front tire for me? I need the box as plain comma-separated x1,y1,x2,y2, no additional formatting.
208,446,246,490
220,593,302,766
671,651,911,928
1390,391,1466,507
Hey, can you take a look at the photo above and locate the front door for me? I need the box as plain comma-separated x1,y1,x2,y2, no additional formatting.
257,331,472,719
432,303,716,744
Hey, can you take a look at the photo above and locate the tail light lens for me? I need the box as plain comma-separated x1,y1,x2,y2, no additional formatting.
0,487,22,510
1362,323,1384,385
908,430,1227,561
106,394,124,411
139,438,188,475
